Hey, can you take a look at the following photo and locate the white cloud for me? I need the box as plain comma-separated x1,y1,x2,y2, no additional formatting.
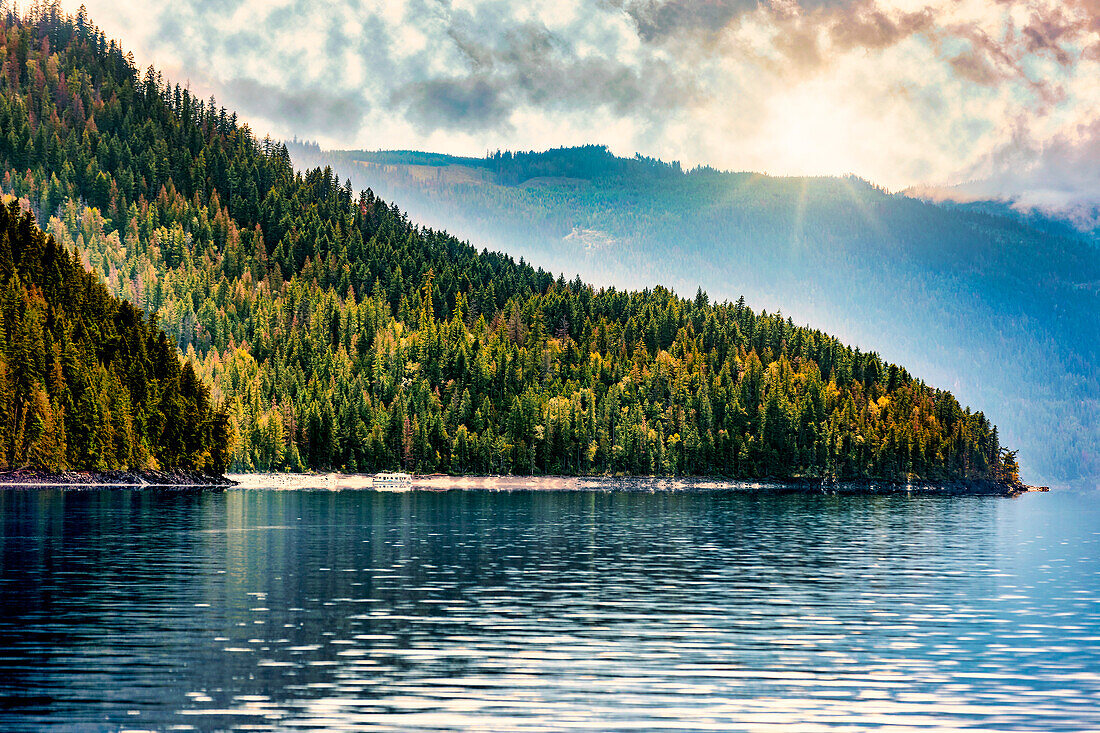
60,0,1100,198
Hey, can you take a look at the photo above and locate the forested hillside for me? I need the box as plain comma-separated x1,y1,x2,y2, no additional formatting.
292,144,1100,487
0,8,1020,483
0,199,229,472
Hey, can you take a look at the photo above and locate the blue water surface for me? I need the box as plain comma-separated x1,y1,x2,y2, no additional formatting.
1,488,1098,731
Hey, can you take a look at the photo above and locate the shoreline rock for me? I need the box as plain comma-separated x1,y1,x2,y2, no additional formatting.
470,476,1038,496
235,473,1039,496
0,468,236,489
1,469,1041,496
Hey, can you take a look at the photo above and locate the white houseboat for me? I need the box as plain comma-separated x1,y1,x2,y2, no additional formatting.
373,472,413,491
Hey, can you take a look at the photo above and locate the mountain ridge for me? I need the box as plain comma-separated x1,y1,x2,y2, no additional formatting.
0,8,1023,486
288,143,1099,488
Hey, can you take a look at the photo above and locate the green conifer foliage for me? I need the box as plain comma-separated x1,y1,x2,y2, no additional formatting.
0,200,229,472
0,8,1019,481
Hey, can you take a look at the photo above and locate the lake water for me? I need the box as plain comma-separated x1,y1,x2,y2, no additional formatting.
1,487,1098,731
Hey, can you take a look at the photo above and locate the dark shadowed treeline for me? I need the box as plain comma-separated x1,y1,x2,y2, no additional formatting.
0,201,230,472
0,7,1019,482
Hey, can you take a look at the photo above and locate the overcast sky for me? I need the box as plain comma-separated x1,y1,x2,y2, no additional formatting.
60,0,1100,203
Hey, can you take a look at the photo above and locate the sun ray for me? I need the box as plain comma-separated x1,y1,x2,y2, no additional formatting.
790,176,808,253
837,174,891,245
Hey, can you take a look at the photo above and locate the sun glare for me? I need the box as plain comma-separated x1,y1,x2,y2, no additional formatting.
764,84,860,178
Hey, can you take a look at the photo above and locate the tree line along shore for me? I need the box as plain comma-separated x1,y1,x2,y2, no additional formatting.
0,9,1025,492
0,469,1041,496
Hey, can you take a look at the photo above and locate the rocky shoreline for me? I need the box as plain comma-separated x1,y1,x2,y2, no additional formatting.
413,475,1041,496
577,476,1042,497
0,468,236,489
1,469,1044,496
231,473,1038,496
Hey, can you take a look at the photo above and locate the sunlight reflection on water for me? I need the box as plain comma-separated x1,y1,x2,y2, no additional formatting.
1,488,1098,731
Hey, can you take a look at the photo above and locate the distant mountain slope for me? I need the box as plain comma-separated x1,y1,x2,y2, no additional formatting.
0,11,1020,485
289,143,1100,488
917,196,1100,244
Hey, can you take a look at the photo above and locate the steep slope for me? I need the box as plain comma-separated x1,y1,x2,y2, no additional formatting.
0,9,1020,484
918,197,1100,244
290,144,1099,488
0,199,229,472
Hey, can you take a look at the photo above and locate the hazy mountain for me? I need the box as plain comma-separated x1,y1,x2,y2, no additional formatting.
1,11,1020,483
288,143,1100,488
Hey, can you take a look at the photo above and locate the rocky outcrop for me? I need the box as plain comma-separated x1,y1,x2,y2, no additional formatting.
0,469,236,488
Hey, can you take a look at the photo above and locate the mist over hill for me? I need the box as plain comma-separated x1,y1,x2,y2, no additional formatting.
2,10,1025,484
289,142,1100,488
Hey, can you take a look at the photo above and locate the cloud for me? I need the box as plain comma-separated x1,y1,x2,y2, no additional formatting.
398,77,511,132
947,47,1004,86
913,113,1100,230
222,77,367,136
829,4,935,51
60,0,1100,199
395,12,703,132
964,117,1100,205
614,0,764,42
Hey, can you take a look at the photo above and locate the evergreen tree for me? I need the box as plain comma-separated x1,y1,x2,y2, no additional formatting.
0,8,1020,483
0,201,229,472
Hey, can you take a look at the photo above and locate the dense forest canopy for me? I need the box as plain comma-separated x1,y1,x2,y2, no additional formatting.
0,6,1021,483
297,143,1099,488
0,199,230,472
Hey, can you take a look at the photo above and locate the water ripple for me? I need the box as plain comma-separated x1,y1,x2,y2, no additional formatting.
1,489,1098,731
